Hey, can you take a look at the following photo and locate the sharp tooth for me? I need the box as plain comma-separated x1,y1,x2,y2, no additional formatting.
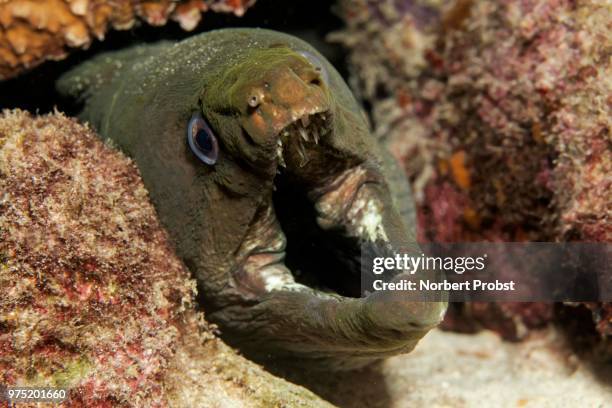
321,114,326,121
277,139,286,167
297,140,308,167
313,127,319,144
300,115,310,128
299,126,309,142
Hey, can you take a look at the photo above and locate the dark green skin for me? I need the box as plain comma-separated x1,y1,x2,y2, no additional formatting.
58,28,446,370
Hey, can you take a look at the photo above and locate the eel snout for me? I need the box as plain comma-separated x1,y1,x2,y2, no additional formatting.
238,56,331,153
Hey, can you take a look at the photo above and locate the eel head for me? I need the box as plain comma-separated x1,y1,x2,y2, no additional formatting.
196,44,446,369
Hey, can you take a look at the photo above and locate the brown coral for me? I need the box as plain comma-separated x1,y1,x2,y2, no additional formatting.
335,0,611,338
0,0,257,80
0,109,330,407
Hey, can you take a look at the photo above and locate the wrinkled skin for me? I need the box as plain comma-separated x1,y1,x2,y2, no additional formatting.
58,28,447,369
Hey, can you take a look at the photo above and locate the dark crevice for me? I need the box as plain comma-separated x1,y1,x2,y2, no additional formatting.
272,171,362,298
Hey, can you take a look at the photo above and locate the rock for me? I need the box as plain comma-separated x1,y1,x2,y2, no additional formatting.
0,0,257,80
0,109,331,407
334,0,611,339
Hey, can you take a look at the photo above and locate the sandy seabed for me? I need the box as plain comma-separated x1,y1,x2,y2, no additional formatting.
379,329,610,407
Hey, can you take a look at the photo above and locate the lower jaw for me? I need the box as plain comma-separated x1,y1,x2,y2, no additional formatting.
218,176,446,368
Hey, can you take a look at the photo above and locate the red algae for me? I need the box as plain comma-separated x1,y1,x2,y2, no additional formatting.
0,109,330,407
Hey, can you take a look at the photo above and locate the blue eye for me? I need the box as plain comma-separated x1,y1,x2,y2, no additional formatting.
298,50,329,85
188,112,218,165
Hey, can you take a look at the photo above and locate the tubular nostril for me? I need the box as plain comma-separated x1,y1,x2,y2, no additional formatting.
309,77,322,87
248,94,261,108
247,87,266,109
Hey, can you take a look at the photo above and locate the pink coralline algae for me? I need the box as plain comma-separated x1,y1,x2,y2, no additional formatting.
335,0,611,339
0,110,330,407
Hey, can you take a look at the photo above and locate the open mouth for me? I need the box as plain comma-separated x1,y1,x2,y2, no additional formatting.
238,109,390,300
217,104,446,368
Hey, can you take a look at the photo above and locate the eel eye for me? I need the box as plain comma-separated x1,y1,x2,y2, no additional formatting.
298,50,329,85
188,112,218,165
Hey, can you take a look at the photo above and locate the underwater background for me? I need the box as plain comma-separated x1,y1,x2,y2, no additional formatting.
1,0,610,406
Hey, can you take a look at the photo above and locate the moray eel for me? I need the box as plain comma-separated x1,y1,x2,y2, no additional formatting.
58,28,447,370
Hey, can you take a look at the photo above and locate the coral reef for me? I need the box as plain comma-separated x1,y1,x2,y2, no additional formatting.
0,0,256,79
0,109,330,407
335,0,611,338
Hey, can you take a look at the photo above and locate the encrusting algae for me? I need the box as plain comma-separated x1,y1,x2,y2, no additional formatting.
334,0,611,339
0,109,331,407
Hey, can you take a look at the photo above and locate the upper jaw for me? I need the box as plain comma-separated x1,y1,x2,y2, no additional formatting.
275,109,332,169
